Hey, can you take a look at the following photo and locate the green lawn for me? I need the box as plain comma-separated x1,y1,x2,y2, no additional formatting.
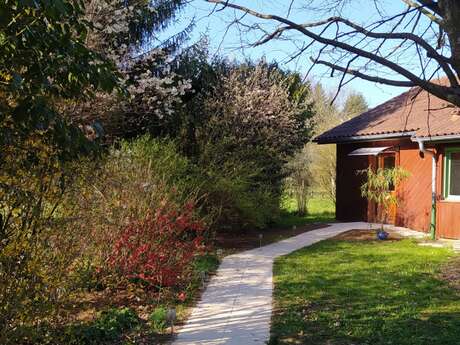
274,197,335,228
270,239,460,345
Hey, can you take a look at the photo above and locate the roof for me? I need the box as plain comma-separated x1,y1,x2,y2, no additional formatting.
315,79,460,144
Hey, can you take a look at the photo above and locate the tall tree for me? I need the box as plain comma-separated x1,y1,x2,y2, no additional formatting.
66,0,193,140
206,0,460,108
306,87,368,205
202,61,314,222
341,92,369,120
85,0,190,57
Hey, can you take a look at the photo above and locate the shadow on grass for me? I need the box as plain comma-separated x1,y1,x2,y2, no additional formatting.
270,239,460,345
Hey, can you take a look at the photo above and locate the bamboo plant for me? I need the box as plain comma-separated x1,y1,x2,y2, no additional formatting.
360,167,410,234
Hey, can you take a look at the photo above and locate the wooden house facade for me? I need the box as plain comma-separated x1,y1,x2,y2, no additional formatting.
315,81,460,239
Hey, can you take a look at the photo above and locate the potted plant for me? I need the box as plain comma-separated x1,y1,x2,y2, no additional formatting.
360,166,410,239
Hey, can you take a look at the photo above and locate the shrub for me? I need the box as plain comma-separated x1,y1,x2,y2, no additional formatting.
0,3,118,332
0,131,84,341
108,200,206,287
196,141,280,231
62,136,209,285
1,135,211,343
193,254,220,274
203,171,279,230
181,62,314,230
149,307,168,333
70,259,104,292
93,308,139,340
60,307,139,345
198,62,313,161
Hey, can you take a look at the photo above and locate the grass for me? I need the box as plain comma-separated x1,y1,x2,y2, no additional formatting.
270,239,460,345
274,196,335,228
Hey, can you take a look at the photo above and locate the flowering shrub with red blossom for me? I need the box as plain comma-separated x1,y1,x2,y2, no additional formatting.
108,200,206,287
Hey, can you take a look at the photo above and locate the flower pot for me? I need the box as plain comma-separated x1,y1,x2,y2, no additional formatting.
377,230,389,240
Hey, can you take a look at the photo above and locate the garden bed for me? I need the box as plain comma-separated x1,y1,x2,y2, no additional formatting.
332,229,404,241
15,254,219,345
215,223,328,254
215,197,334,254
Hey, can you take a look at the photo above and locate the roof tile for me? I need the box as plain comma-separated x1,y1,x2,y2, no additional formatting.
315,79,460,143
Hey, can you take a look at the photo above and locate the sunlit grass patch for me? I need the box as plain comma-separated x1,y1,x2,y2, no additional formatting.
275,197,335,228
270,239,460,345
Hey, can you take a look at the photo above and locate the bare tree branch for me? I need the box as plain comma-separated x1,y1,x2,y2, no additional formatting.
311,58,417,87
206,0,460,108
254,15,456,85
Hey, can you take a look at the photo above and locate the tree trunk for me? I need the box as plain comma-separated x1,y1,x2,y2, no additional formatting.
439,0,460,78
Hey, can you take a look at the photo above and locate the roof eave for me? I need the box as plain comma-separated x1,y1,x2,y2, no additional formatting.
314,132,416,145
412,134,460,143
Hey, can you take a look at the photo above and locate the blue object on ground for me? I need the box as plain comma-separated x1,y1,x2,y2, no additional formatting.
377,230,389,240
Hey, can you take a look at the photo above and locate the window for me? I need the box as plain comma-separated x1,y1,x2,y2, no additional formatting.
380,154,396,191
383,155,396,170
443,148,460,200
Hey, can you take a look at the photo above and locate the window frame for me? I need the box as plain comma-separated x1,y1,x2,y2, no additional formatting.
383,155,396,170
443,147,460,201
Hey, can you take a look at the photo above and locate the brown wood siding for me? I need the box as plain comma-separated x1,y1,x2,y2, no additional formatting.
395,145,432,233
436,144,460,239
436,202,460,238
334,140,460,238
336,140,411,222
336,144,369,221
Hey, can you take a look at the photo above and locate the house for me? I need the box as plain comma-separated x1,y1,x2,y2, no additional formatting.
314,80,460,239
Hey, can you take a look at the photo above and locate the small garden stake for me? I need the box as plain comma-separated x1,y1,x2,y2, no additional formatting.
200,271,207,287
166,308,177,335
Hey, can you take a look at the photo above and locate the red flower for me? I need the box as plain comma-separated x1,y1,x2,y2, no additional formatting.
177,292,187,302
107,199,207,288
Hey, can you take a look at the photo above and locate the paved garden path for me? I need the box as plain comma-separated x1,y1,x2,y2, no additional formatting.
173,222,425,345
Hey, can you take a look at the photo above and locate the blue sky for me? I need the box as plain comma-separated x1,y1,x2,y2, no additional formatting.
166,0,438,108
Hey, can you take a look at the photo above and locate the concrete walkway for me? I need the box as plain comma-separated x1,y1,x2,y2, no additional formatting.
173,222,425,345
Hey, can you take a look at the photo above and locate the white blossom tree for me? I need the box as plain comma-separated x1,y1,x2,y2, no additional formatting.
65,0,193,140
